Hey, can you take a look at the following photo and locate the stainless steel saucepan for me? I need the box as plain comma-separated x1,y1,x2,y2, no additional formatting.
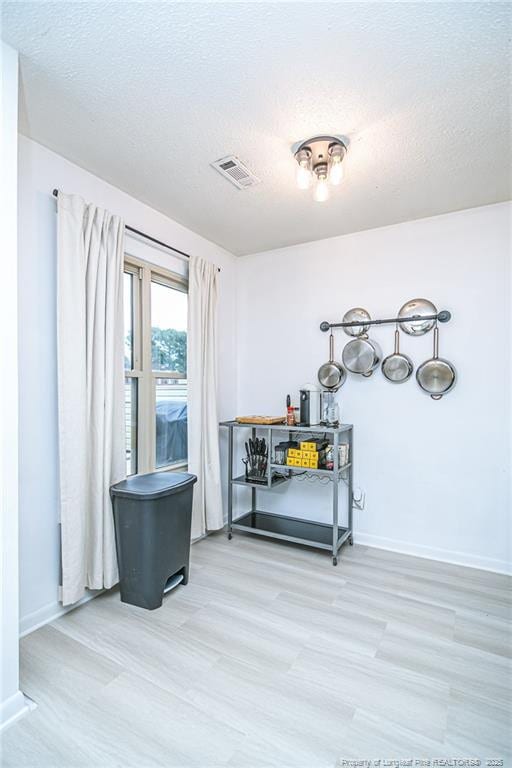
342,336,382,377
381,326,413,383
318,331,346,390
416,325,456,399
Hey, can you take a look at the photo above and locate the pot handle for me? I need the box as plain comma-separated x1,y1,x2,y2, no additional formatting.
431,394,443,401
433,325,439,360
329,332,334,363
394,326,400,355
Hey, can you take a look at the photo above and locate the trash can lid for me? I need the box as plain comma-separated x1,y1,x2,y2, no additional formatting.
110,471,197,500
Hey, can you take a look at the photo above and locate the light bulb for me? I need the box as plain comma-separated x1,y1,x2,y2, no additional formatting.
328,142,346,185
314,176,329,203
329,157,344,185
295,148,312,190
296,161,312,190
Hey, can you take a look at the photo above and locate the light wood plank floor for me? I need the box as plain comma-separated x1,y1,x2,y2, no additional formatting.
2,534,511,767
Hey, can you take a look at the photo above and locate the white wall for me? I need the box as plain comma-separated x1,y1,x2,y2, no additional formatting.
236,203,511,574
18,136,237,634
0,42,30,729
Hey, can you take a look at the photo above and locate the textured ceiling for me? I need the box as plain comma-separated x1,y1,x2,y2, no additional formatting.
2,1,511,255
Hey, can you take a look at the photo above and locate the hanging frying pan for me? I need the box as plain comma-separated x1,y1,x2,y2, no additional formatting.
416,325,456,399
381,326,413,383
398,298,437,336
318,331,346,390
342,307,371,337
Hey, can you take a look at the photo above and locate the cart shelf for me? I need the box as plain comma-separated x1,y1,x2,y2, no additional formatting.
221,420,353,434
270,462,351,477
231,474,289,489
232,510,351,551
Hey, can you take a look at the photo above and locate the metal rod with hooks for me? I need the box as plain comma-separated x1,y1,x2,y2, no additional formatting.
320,310,451,332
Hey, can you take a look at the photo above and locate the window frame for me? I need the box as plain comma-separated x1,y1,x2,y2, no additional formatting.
124,254,188,475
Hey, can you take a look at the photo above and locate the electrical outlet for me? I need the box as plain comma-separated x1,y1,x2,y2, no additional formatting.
353,489,366,511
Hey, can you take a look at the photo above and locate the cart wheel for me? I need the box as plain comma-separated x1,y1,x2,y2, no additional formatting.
228,532,232,540
349,536,353,546
332,556,338,566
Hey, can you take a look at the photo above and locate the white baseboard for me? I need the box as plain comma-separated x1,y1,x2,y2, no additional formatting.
19,535,208,637
19,589,103,638
0,691,34,732
355,531,511,576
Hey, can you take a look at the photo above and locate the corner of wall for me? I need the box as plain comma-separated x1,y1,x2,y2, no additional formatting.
0,40,25,729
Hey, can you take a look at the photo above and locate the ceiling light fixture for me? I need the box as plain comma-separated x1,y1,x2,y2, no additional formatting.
293,136,347,202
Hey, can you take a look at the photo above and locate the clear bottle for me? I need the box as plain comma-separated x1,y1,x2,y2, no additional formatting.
322,390,340,426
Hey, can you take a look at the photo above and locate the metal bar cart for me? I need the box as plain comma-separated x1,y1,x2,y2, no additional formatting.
220,421,353,565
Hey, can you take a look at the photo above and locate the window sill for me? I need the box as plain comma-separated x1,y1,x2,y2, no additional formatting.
128,462,189,479
154,462,189,474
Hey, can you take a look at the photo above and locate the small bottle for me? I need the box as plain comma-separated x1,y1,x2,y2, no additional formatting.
286,406,295,426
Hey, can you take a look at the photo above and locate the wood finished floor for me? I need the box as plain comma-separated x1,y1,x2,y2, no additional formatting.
2,533,511,768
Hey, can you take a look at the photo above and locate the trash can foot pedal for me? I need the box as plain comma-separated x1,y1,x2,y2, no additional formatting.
163,573,184,595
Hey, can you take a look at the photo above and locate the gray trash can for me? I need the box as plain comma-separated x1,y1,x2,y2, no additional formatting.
110,471,197,610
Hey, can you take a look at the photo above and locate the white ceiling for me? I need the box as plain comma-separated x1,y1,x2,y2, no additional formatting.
3,2,511,256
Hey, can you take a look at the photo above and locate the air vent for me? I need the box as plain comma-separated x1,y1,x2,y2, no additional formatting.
211,155,260,190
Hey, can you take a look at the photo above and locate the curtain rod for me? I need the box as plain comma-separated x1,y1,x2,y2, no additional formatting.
52,189,220,272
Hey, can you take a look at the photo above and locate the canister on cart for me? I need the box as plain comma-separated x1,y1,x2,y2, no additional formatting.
325,444,349,470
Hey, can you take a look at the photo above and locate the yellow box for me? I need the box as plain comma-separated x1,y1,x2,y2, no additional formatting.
287,457,301,467
288,448,301,458
309,457,319,468
301,459,310,468
299,441,316,452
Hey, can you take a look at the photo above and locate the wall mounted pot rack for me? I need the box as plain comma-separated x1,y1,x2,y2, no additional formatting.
320,310,451,332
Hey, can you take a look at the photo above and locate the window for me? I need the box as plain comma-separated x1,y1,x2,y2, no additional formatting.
124,270,138,475
124,258,188,475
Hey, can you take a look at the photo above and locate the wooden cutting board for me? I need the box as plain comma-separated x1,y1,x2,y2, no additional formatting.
235,416,286,425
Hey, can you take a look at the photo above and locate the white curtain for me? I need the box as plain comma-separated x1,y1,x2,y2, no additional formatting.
187,255,223,539
57,192,126,606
